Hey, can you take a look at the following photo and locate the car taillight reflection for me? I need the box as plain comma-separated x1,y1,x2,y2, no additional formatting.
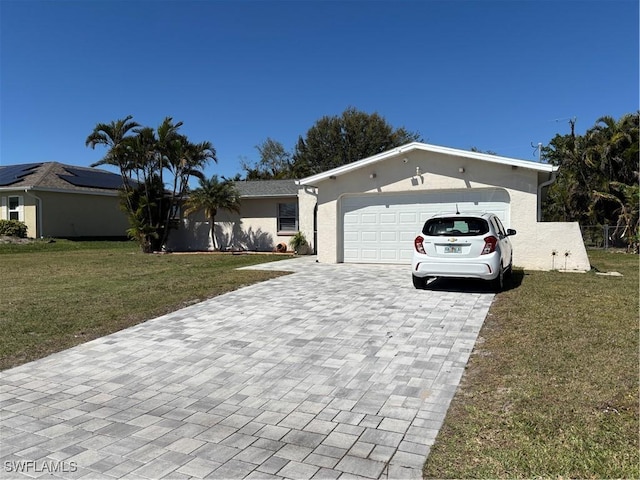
414,235,426,254
482,235,498,254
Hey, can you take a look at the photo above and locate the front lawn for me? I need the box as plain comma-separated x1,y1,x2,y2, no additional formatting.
423,250,639,479
1,240,290,370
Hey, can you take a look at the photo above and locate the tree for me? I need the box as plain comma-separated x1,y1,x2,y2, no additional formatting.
241,138,294,180
87,116,216,252
291,107,421,177
85,115,140,208
183,175,241,250
541,112,639,248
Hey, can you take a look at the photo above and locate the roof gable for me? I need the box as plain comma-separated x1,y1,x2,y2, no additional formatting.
297,142,558,185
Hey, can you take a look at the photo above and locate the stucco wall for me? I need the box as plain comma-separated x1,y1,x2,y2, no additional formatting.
37,191,129,237
1,190,128,238
312,150,589,270
167,196,304,252
0,192,38,237
298,187,318,254
518,222,590,271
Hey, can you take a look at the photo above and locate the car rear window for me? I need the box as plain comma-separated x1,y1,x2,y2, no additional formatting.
422,217,490,236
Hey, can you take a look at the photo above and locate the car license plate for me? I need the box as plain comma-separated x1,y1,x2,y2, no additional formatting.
444,245,461,253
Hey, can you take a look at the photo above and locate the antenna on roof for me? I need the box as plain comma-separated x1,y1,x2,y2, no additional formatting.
531,142,542,162
455,203,460,215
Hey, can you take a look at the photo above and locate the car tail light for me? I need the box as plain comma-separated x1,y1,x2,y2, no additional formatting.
482,235,498,254
414,235,426,254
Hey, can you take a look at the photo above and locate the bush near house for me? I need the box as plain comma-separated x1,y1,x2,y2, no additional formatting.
0,219,27,238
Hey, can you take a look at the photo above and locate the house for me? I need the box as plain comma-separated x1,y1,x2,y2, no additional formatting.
166,179,317,252
296,142,590,271
0,162,130,239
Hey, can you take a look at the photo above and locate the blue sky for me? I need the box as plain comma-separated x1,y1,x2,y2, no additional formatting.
1,0,638,181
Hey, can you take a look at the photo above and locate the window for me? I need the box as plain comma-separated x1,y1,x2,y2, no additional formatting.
278,202,298,232
8,196,22,221
422,217,489,236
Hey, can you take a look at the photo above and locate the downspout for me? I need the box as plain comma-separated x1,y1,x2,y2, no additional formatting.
537,172,557,222
24,188,44,238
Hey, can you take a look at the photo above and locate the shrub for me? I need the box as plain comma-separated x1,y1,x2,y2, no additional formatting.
289,231,308,254
0,220,28,238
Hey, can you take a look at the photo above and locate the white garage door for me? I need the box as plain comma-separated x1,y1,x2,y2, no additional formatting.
342,188,510,264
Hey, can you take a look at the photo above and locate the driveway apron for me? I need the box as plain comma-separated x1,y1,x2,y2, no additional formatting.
1,257,494,479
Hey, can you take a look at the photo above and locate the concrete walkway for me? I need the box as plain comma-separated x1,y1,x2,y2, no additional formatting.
1,257,494,479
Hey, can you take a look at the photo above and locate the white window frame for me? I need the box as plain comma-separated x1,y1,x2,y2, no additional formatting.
7,195,23,222
277,202,298,233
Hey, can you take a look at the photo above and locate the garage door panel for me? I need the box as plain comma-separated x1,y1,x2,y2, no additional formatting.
379,231,397,242
342,189,510,264
380,213,397,223
361,231,377,242
380,249,399,261
344,231,359,242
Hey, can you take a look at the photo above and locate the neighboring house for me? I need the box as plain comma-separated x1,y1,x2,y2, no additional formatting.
296,142,590,271
166,179,316,252
0,162,130,239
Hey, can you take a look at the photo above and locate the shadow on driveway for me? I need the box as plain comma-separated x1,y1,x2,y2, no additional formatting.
420,269,525,293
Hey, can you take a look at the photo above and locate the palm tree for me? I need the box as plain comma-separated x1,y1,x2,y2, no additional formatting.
86,115,141,211
183,175,241,250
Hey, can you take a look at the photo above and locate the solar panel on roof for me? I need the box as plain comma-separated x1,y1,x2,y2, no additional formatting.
0,163,42,186
58,167,129,190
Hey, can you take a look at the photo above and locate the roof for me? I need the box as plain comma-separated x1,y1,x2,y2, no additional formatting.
234,179,298,198
297,142,558,185
0,162,129,195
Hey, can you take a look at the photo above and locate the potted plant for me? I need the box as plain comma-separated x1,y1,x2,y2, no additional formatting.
289,231,309,255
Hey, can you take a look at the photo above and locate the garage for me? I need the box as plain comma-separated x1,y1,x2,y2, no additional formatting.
341,188,510,264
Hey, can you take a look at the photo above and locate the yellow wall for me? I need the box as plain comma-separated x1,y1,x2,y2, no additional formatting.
1,190,129,238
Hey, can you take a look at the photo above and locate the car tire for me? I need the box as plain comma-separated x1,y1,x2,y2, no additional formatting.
412,274,425,289
491,264,504,292
505,256,513,278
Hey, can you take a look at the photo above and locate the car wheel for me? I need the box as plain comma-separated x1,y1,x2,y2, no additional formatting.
505,256,513,278
412,274,425,289
491,264,504,292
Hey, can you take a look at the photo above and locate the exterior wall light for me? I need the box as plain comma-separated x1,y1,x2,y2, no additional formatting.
369,173,377,179
458,167,465,173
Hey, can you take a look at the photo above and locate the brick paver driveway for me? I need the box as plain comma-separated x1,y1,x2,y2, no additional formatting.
1,257,494,479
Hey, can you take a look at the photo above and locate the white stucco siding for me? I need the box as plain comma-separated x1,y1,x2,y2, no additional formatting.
517,222,590,271
312,149,590,270
298,187,318,253
315,150,542,265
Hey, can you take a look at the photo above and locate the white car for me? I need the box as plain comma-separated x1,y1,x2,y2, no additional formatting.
411,212,515,291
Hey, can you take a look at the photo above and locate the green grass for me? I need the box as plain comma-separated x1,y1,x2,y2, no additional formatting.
1,240,290,370
423,250,639,479
3,242,638,478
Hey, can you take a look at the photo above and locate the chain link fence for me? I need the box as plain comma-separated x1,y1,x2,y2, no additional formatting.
580,225,635,250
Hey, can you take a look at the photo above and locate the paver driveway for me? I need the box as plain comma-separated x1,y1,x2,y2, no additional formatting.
1,257,494,479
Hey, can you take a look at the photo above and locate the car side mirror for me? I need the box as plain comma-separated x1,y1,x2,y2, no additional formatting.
506,229,516,236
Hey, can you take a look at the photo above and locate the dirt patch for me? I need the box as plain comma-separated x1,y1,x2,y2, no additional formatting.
0,236,34,245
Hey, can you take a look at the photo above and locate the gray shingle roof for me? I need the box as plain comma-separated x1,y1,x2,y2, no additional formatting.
234,179,298,198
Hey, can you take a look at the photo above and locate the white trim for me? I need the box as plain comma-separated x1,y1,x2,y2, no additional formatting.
297,142,558,186
0,186,120,197
8,195,24,221
0,197,6,220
